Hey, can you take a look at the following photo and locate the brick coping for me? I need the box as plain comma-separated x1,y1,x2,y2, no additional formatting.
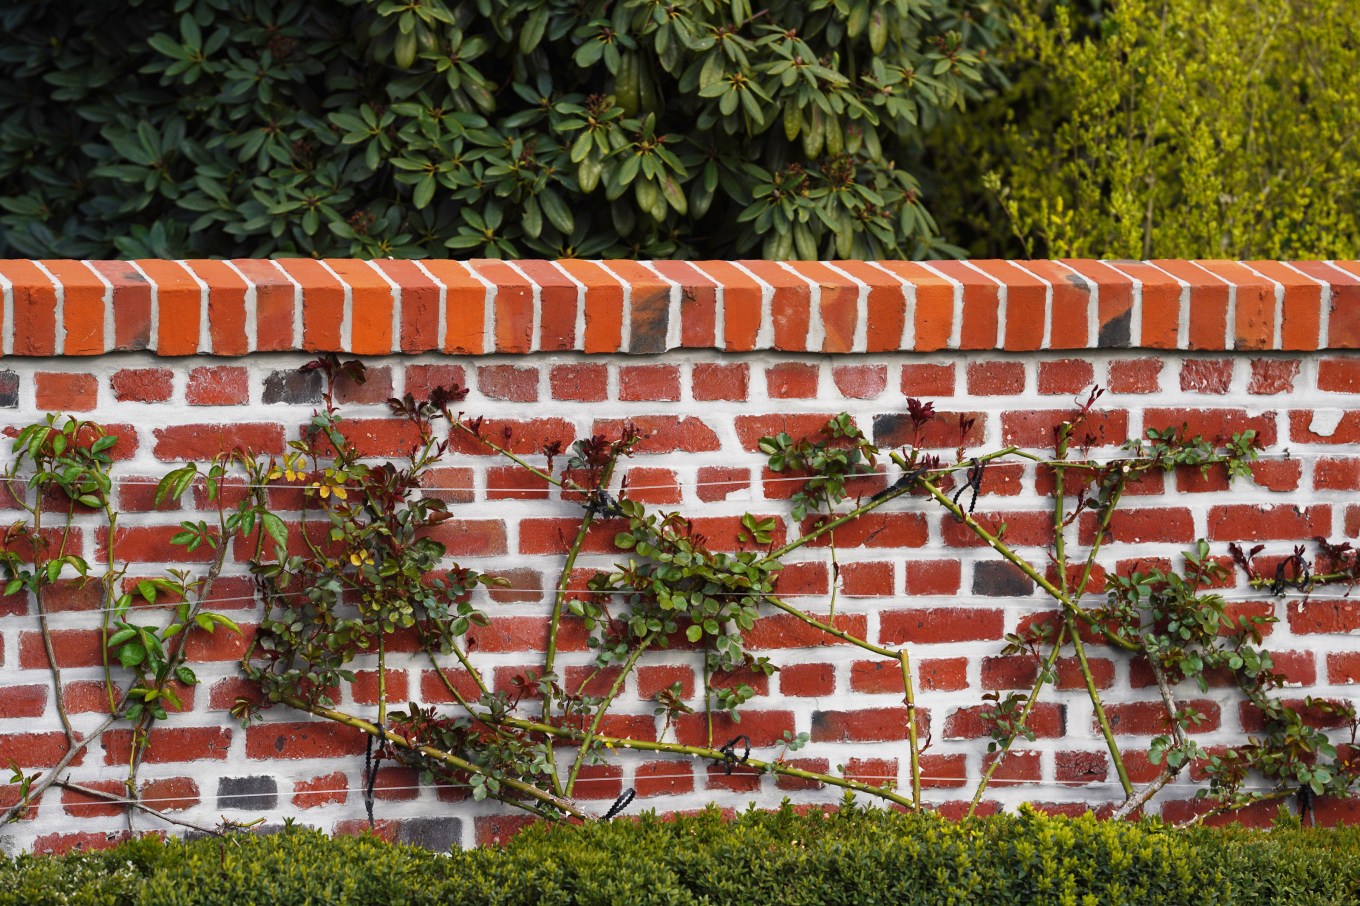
0,260,1355,357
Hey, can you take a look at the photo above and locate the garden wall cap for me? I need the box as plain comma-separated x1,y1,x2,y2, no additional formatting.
1,258,1354,357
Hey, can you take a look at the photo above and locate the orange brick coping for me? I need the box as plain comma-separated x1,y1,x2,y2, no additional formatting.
1,259,1355,356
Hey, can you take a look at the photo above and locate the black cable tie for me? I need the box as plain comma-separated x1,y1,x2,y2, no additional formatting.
1271,561,1289,596
949,458,985,522
600,787,636,821
718,735,751,775
363,732,381,830
586,489,624,518
870,468,921,504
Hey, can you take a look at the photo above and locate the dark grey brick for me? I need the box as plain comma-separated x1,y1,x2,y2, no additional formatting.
396,817,463,852
0,371,19,408
263,369,324,405
217,775,278,811
972,560,1035,597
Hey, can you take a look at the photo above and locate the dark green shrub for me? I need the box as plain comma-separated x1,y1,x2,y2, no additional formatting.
5,803,1360,905
0,0,1004,260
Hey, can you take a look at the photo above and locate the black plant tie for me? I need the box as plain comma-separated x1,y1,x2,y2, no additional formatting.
870,467,922,504
1271,561,1290,596
1298,784,1315,827
364,732,383,830
718,735,751,775
600,787,636,821
950,458,985,522
587,490,624,518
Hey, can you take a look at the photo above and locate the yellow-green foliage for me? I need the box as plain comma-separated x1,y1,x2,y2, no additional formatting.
932,0,1360,260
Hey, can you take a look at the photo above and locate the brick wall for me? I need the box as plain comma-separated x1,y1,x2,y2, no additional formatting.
2,258,1359,853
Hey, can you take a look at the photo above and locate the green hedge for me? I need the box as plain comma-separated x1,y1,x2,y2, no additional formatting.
4,804,1360,905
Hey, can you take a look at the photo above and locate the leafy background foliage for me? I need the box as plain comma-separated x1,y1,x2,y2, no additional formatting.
0,0,1004,260
924,0,1360,259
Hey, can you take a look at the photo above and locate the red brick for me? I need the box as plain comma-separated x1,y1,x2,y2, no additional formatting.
0,731,83,768
635,760,694,798
943,511,1054,549
419,668,482,704
946,703,1063,739
1247,358,1299,394
246,720,365,760
111,368,172,403
98,525,218,563
900,363,955,397
832,365,887,399
1055,750,1108,785
351,669,409,705
1180,359,1233,393
779,662,836,696
772,560,828,595
0,685,47,717
1081,506,1194,544
773,757,829,792
595,416,719,454
1002,409,1129,448
293,771,349,808
1108,358,1162,394
573,763,625,800
744,613,867,649
185,366,248,405
920,754,969,789
696,466,748,503
60,780,129,818
734,413,838,451
850,660,904,694
905,560,961,595
1289,599,1360,634
140,777,199,812
1291,409,1360,444
1206,504,1329,540
811,707,921,743
487,466,548,501
674,709,793,747
477,364,538,402
919,657,968,691
841,561,893,596
637,665,696,700
619,364,680,401
1038,359,1095,395
984,750,1042,787
622,467,681,504
406,363,467,400
981,656,1039,690
152,423,284,460
1248,458,1301,492
967,361,1025,395
880,608,1004,645
766,363,819,398
449,417,574,456
873,410,987,449
19,628,103,669
36,372,97,411
475,814,538,847
1146,408,1277,447
1318,357,1360,392
103,726,232,764
802,511,927,548
32,831,134,855
692,363,748,401
332,365,393,405
1056,656,1115,690
550,364,607,402
1316,458,1360,490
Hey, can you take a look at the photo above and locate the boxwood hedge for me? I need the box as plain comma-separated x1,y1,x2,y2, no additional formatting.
3,803,1359,905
